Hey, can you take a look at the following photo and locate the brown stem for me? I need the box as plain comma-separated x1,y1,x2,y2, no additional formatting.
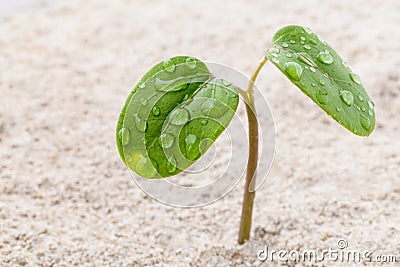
238,56,268,244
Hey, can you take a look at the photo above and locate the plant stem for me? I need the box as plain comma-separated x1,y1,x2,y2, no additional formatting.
238,56,268,244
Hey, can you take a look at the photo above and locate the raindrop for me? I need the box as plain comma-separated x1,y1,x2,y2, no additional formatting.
284,62,303,81
290,40,295,44
339,90,354,106
199,138,213,155
119,127,130,145
139,82,146,89
303,44,311,50
159,133,175,148
133,114,148,132
162,59,176,73
170,108,190,125
311,82,316,87
309,39,317,45
298,54,313,66
319,80,325,86
271,58,280,64
349,73,361,84
223,80,232,87
317,51,333,64
303,27,313,34
140,98,147,106
368,109,373,116
360,115,371,131
316,88,328,105
185,134,197,145
185,134,198,159
271,53,279,58
282,42,289,48
341,60,348,68
358,94,364,102
336,107,341,112
125,155,133,163
300,36,306,41
269,47,280,54
167,156,177,173
185,57,197,69
201,119,208,125
201,99,215,115
368,100,374,109
310,67,316,72
136,154,147,170
152,106,160,116
361,106,366,112
286,53,292,58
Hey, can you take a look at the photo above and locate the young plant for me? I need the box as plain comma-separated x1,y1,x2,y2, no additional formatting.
116,25,375,244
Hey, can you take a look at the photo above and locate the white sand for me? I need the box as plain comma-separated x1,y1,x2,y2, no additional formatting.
0,0,399,266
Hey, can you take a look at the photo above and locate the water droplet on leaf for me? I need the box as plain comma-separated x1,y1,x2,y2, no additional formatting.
185,57,197,69
303,44,311,50
303,27,313,34
119,127,130,145
152,106,160,116
284,62,303,81
316,88,328,105
185,134,197,145
368,100,374,109
282,42,288,48
170,108,190,125
360,115,371,131
162,59,176,73
133,114,148,132
298,54,313,66
140,98,147,106
167,156,177,173
317,51,333,64
159,133,175,148
272,58,279,64
269,47,280,54
339,90,354,106
349,72,361,84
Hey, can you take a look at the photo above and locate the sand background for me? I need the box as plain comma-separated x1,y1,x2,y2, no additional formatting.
0,0,399,266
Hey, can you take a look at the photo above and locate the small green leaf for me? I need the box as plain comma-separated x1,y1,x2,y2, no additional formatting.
116,56,239,178
265,25,375,136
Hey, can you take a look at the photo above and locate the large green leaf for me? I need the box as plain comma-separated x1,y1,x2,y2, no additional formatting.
116,56,239,178
265,25,375,136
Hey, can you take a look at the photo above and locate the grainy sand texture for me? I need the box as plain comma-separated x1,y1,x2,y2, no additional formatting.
0,0,399,266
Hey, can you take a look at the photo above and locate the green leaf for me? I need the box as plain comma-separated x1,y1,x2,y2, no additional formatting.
265,25,375,136
116,56,239,178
